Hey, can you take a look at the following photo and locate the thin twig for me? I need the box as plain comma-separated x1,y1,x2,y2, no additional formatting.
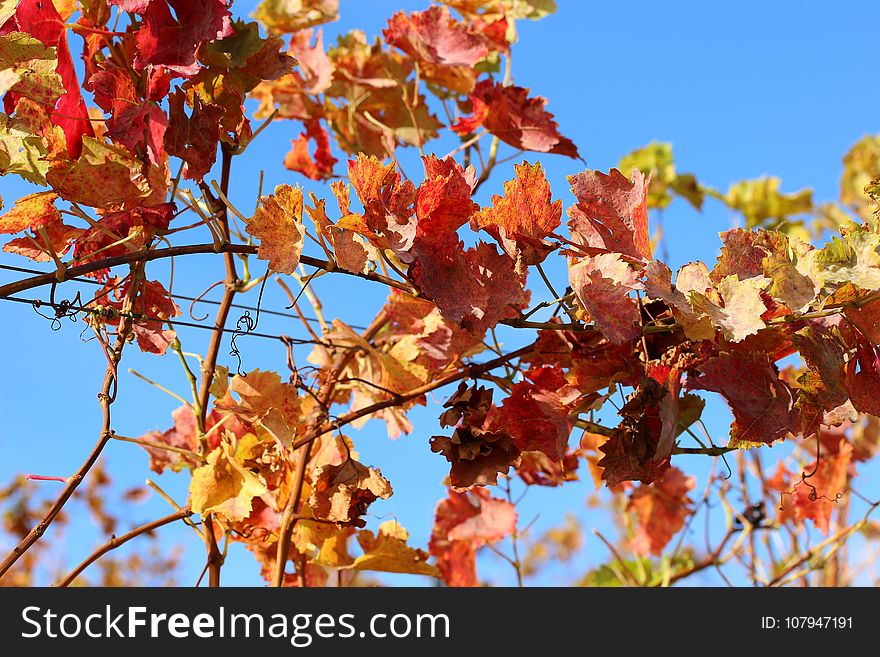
56,509,192,587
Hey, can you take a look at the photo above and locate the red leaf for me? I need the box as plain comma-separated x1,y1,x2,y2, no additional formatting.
844,297,880,346
11,0,94,157
140,406,248,474
73,203,175,279
793,325,848,436
628,467,695,556
384,6,490,67
410,241,529,335
384,5,490,92
452,80,579,158
415,155,479,247
92,276,181,354
3,221,83,262
486,366,577,462
429,488,516,587
88,66,168,164
597,379,671,486
347,154,417,259
471,161,562,274
129,0,233,77
288,28,332,95
687,352,798,447
567,167,651,262
845,346,880,418
284,117,337,180
398,157,528,333
711,228,766,282
165,90,224,180
569,253,642,344
788,439,852,535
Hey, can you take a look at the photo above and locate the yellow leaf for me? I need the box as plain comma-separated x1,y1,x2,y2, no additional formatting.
350,521,440,577
254,0,339,34
189,439,268,522
246,184,306,274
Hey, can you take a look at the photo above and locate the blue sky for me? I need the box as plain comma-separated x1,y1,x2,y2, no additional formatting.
1,0,879,586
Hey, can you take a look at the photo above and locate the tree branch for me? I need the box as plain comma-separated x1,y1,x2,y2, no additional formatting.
288,342,537,451
56,509,192,587
0,244,416,298
272,310,390,587
195,147,237,588
0,262,141,581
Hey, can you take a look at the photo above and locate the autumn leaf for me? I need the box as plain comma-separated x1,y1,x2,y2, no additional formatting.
254,0,339,34
351,520,440,577
644,260,714,340
845,346,880,419
308,459,392,526
440,0,557,21
471,161,562,274
72,203,175,279
724,176,812,229
598,379,672,486
415,155,479,247
787,439,852,535
688,352,798,447
165,90,224,180
189,438,269,522
486,366,577,462
430,382,520,489
88,65,168,166
347,154,417,258
0,108,57,184
816,225,880,291
138,405,202,474
0,31,63,109
287,28,332,94
292,515,355,568
284,117,337,180
382,290,484,371
246,183,306,274
88,276,181,354
628,467,695,556
567,167,651,262
11,0,94,157
0,191,60,234
410,241,529,335
384,5,490,93
689,274,769,343
840,134,880,220
125,278,182,354
46,137,153,209
759,231,821,312
384,6,490,68
793,325,848,435
305,192,373,274
452,79,579,159
431,429,520,491
711,228,766,282
569,253,642,344
214,368,302,444
2,220,83,262
126,0,234,77
429,488,516,587
618,142,704,210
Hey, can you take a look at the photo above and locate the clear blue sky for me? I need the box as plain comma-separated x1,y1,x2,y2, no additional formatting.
1,0,879,586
